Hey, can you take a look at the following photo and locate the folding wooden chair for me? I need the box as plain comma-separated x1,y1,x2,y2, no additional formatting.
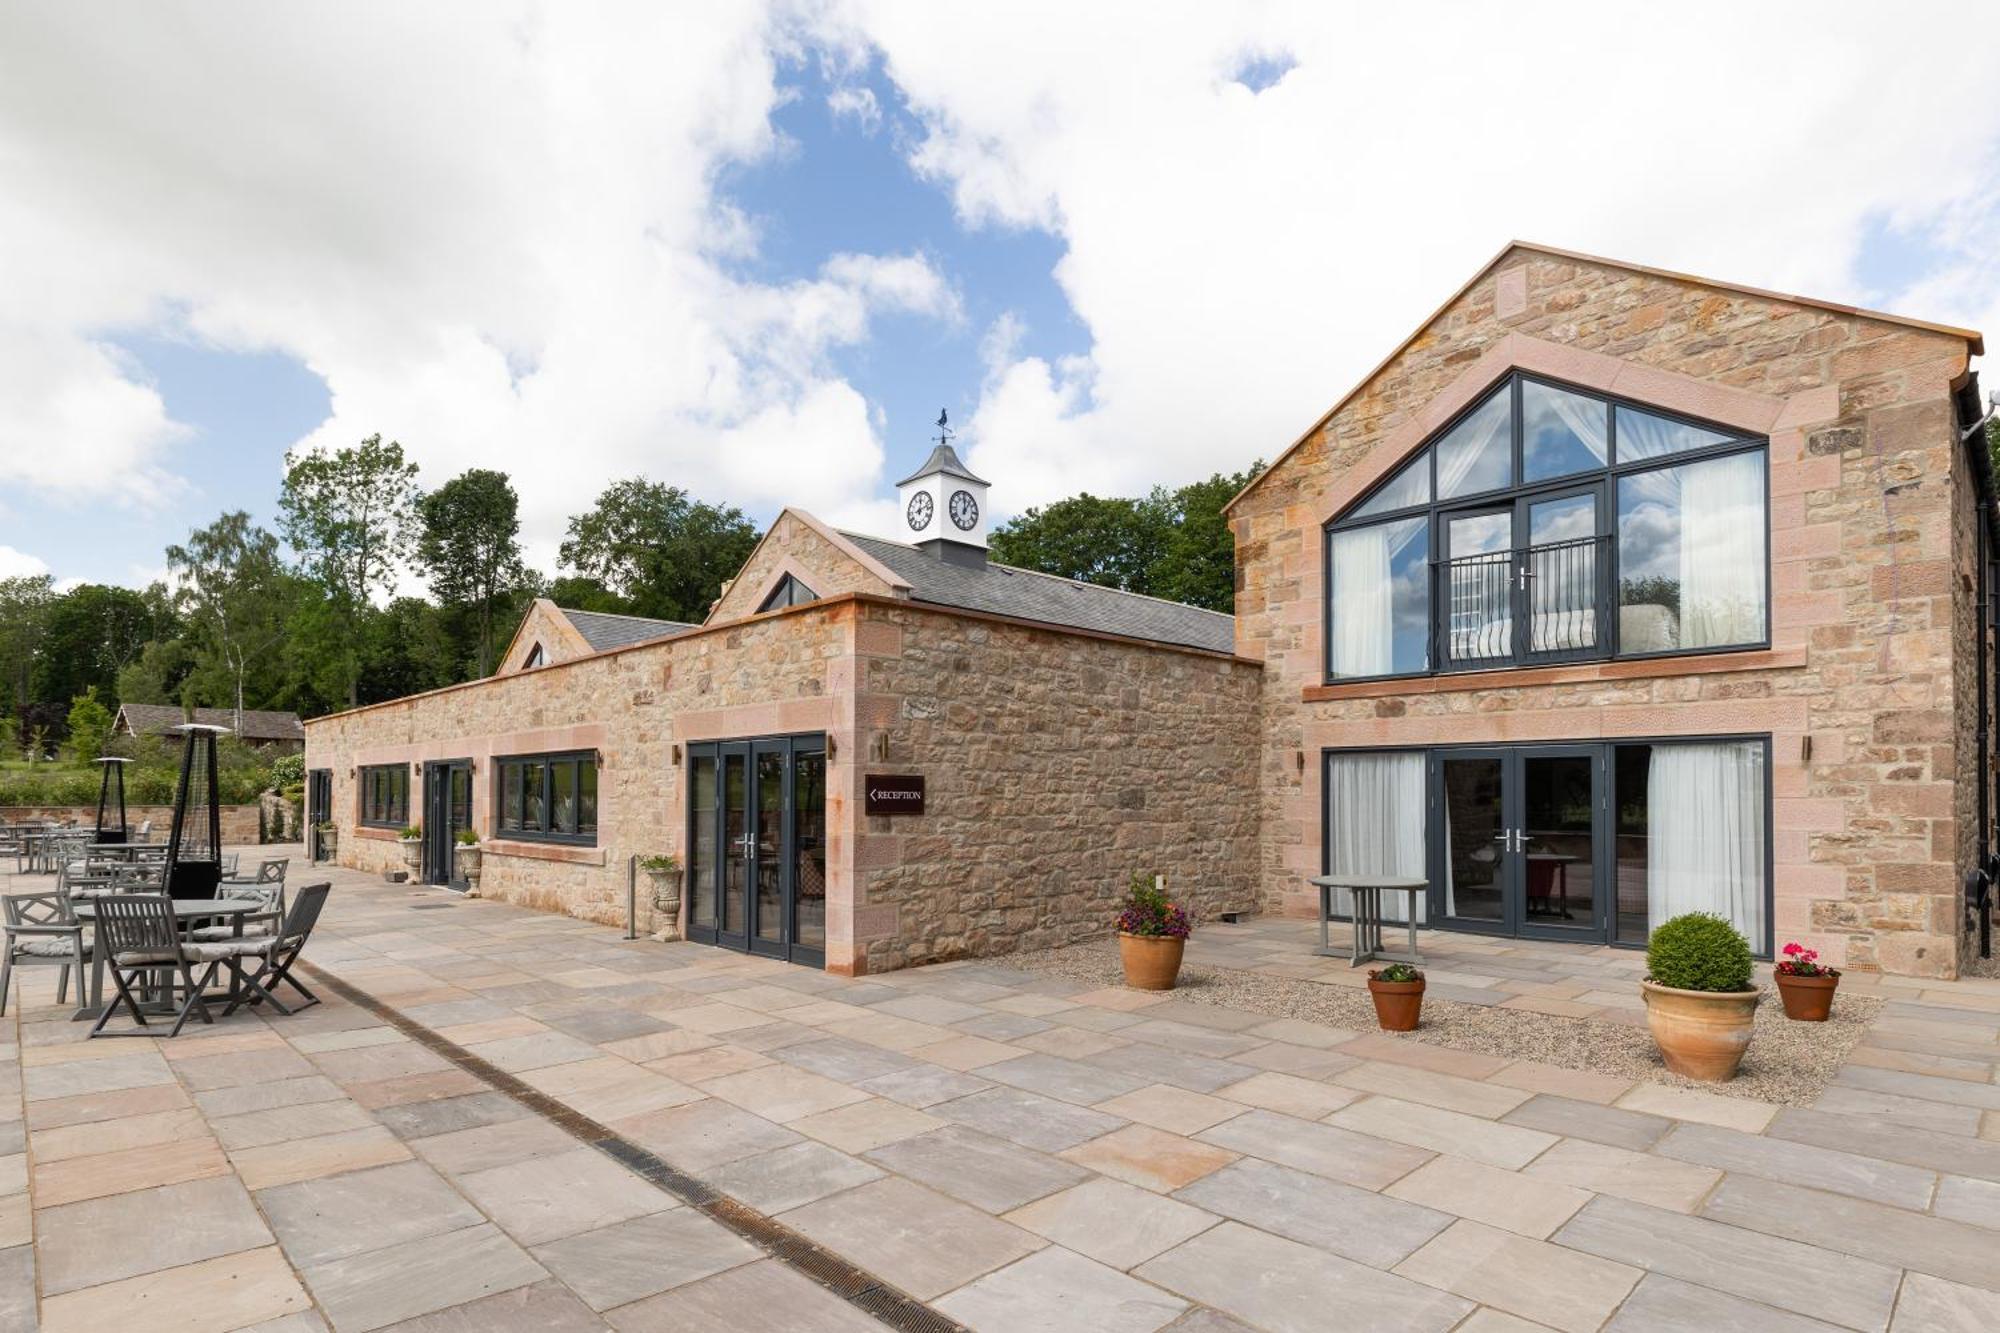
222,882,330,1017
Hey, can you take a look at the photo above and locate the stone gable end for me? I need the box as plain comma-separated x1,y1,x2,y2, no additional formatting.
1232,245,1984,978
707,510,899,624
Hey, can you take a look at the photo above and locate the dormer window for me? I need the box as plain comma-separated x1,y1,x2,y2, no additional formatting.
1324,373,1768,682
522,643,545,669
757,574,818,612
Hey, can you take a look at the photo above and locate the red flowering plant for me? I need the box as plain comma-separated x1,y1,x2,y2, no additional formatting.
1775,941,1839,979
1116,874,1191,939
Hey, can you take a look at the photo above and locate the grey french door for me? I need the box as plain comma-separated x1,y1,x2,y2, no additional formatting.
307,769,333,862
685,734,826,967
1439,485,1606,670
1434,745,1605,941
423,760,473,888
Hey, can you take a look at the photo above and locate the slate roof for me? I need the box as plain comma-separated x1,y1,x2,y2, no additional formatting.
838,532,1237,655
115,704,305,743
561,608,697,652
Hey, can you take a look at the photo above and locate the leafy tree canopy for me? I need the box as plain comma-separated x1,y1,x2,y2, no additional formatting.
65,686,113,763
988,463,1263,613
557,479,757,622
418,468,527,676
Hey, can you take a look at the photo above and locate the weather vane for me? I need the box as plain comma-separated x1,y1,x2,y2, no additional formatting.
935,408,953,448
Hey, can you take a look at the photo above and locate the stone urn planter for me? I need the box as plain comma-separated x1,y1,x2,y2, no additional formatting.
454,839,483,896
316,824,338,864
1642,912,1761,1082
1366,965,1425,1032
399,831,423,879
642,855,684,941
1114,874,1190,991
1773,941,1840,1021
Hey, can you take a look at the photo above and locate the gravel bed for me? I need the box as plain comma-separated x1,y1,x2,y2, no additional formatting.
1004,942,1879,1107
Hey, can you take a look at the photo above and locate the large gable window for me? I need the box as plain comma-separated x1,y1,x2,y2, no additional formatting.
1324,372,1768,681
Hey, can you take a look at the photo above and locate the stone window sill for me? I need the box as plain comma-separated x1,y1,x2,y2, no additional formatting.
483,838,606,867
1302,646,1807,702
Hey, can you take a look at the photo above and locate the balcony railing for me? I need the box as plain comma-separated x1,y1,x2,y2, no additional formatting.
1441,535,1606,667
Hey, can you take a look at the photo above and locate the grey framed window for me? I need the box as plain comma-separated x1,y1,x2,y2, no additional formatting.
358,764,409,828
1323,372,1769,682
497,751,598,844
757,574,819,612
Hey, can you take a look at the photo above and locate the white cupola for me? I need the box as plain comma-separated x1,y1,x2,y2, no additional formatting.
895,410,990,568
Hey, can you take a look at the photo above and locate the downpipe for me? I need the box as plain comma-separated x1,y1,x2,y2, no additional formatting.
626,853,638,941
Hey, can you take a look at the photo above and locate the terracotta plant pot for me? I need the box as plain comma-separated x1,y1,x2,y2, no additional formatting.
1118,932,1185,990
1774,972,1839,1022
1641,980,1761,1081
1367,976,1425,1032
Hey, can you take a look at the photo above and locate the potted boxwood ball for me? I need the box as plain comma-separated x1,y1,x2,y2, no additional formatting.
1773,941,1841,1021
1642,912,1761,1081
1116,874,1191,990
1366,962,1425,1031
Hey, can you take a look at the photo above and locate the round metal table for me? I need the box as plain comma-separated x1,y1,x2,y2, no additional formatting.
1308,874,1428,968
71,897,267,1022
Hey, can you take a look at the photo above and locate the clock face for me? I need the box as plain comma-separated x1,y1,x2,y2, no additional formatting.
906,491,933,532
949,489,979,531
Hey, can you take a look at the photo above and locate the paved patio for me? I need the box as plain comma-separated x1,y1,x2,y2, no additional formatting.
3,851,2000,1331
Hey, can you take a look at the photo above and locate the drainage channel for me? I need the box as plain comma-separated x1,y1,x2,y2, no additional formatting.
296,959,967,1333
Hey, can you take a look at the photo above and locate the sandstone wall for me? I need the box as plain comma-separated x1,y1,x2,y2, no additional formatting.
849,599,1262,972
0,805,263,845
707,511,898,624
304,602,859,950
1232,248,1977,976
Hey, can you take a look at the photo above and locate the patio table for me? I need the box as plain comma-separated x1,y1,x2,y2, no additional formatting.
69,897,265,1022
1309,874,1428,968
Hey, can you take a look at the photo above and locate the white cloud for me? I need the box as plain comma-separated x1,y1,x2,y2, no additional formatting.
836,0,2000,509
827,85,883,134
0,1,958,567
0,546,50,579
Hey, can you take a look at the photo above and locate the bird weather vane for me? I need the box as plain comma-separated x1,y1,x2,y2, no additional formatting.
935,408,953,448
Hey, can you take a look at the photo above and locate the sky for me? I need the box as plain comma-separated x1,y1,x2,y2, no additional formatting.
3,1,1999,592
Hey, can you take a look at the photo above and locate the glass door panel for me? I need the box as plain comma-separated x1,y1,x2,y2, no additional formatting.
688,753,718,935
1523,490,1601,659
1439,753,1507,925
793,748,827,954
752,744,786,953
1443,510,1513,666
1520,751,1598,932
720,747,749,946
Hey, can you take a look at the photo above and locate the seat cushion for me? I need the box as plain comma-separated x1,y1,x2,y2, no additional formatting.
111,950,179,966
181,939,270,962
16,938,89,959
188,925,275,942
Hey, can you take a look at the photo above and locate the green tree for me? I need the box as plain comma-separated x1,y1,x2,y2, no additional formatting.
544,573,627,614
166,512,300,729
987,464,1262,613
0,574,55,713
988,493,1168,595
417,468,526,676
30,583,161,707
557,479,757,622
278,434,423,707
64,686,113,762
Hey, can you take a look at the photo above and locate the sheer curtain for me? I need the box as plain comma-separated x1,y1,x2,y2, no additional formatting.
1646,741,1765,947
1325,752,1428,924
1679,452,1766,648
1329,517,1424,677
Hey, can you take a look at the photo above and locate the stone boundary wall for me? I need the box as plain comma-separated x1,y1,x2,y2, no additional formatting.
0,805,264,845
1231,247,1980,977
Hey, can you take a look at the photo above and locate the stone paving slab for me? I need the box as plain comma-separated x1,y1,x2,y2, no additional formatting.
7,850,2000,1331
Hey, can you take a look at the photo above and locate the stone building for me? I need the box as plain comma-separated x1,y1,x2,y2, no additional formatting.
306,242,1999,979
1228,242,1996,980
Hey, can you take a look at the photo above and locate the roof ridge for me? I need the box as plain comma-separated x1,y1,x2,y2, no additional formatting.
837,529,1233,622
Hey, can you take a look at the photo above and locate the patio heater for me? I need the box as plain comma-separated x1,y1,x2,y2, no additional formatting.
93,756,132,845
162,723,229,901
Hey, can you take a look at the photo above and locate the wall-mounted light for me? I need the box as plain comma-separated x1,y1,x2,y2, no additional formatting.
826,734,837,762
1801,735,1813,763
1295,749,1306,775
670,744,682,764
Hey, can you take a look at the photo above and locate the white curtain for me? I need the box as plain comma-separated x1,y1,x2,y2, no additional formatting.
1646,741,1765,947
1679,452,1766,649
1437,392,1510,498
1326,752,1428,924
1525,384,1607,474
1329,517,1424,678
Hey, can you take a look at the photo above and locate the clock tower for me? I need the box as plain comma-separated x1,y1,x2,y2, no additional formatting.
896,410,990,568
